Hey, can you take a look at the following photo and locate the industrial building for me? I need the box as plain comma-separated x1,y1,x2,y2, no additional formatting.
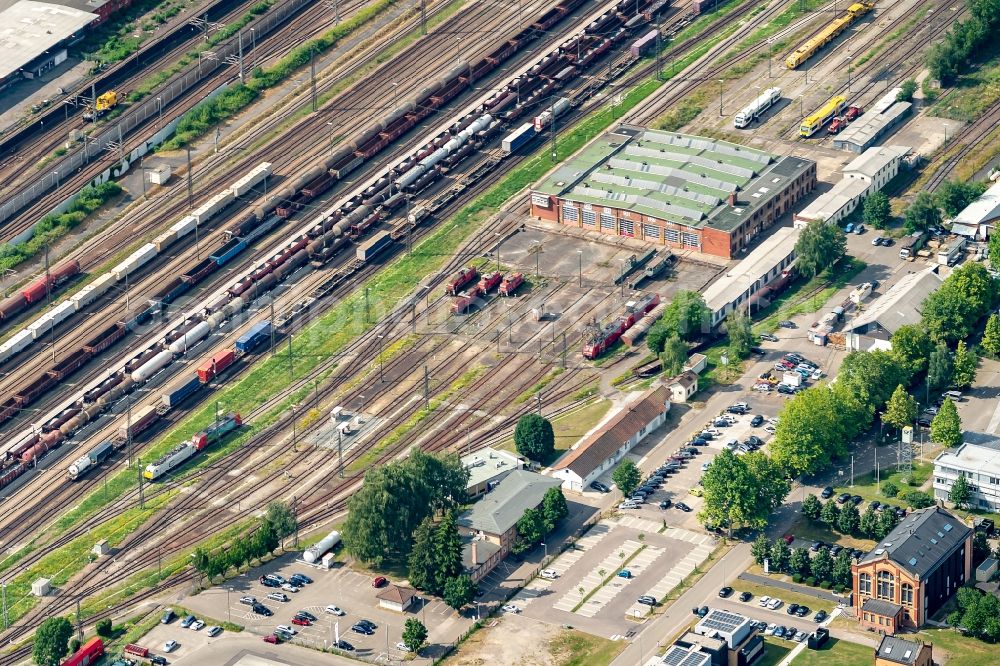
933,436,1000,511
949,179,1000,239
853,507,972,631
794,145,910,227
833,88,912,153
0,0,95,88
844,267,942,350
460,447,524,499
701,226,799,326
643,609,765,666
530,126,816,259
551,386,670,493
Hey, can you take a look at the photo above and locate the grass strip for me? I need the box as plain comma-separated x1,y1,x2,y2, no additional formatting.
570,543,647,613
162,0,400,149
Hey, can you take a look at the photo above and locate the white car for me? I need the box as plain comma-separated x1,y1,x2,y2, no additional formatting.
768,417,780,425
764,623,777,636
703,428,722,437
190,620,205,631
267,592,289,602
280,583,300,593
540,569,558,579
206,626,222,637
396,641,413,652
618,501,639,510
276,624,298,635
757,595,771,607
767,598,783,610
701,462,710,472
501,604,521,614
164,640,178,653
811,369,824,380
325,605,346,616
764,425,777,434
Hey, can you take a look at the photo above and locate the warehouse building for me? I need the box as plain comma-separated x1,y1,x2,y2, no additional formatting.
949,179,1000,239
833,99,912,154
530,127,816,259
701,226,799,326
844,267,942,350
794,145,910,227
0,0,96,90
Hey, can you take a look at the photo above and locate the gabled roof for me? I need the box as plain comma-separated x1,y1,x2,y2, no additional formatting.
842,145,909,179
671,371,698,390
862,598,902,617
951,180,1000,228
849,268,942,334
876,635,926,665
553,386,669,478
860,506,971,578
457,470,560,536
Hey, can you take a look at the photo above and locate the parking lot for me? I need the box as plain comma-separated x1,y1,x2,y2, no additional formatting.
175,553,465,660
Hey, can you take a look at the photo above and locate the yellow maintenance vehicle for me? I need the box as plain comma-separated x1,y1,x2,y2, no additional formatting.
83,91,119,120
785,1,875,69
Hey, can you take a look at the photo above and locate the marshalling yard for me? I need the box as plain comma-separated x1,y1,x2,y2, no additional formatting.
0,0,995,662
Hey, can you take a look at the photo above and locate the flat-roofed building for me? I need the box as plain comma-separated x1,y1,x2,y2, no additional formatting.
461,447,523,499
833,102,912,154
949,179,1000,239
0,0,96,88
530,126,816,259
934,437,1000,511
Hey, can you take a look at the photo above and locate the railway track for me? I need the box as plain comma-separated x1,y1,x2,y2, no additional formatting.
924,100,1000,191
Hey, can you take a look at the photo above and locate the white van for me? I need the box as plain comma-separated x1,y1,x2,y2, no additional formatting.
942,390,963,402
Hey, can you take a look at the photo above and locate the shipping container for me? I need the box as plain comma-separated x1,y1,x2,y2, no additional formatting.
153,229,178,252
230,162,272,197
118,404,159,440
197,348,236,383
630,29,659,57
160,375,202,410
192,191,236,224
170,215,198,239
502,123,536,153
68,440,114,480
2,329,34,356
236,321,272,353
356,231,393,262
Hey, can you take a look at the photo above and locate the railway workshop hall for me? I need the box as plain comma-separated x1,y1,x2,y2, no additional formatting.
529,126,816,259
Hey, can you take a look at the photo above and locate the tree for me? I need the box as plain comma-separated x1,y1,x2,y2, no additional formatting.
402,618,428,653
952,340,978,388
649,291,711,347
802,494,822,521
897,78,918,102
343,450,469,566
975,531,992,563
862,191,892,229
95,619,113,638
937,179,988,217
950,474,972,510
68,639,80,655
884,385,918,431
860,506,879,539
820,499,840,526
265,501,297,543
789,547,811,577
810,548,834,582
725,310,753,359
514,413,555,461
982,314,1000,357
931,398,963,448
33,617,73,666
891,325,932,376
882,481,899,498
989,233,1000,274
660,334,688,376
833,549,854,588
515,507,545,548
794,219,847,278
769,539,790,573
838,351,910,413
771,387,852,476
443,574,476,610
751,536,771,566
903,191,941,232
542,487,569,533
612,459,641,498
836,503,860,535
699,450,788,532
875,508,899,539
927,341,954,393
432,510,464,595
903,490,935,509
407,517,436,593
923,263,998,343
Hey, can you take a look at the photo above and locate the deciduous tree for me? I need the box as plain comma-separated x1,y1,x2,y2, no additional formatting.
771,387,851,476
931,398,963,448
514,413,555,461
769,539,790,573
810,548,834,582
515,507,546,548
725,310,754,359
443,574,476,610
836,503,861,535
794,219,847,278
820,499,840,526
612,459,641,498
952,340,978,388
927,341,953,393
33,617,73,666
950,474,972,509
659,334,688,376
542,487,569,533
891,325,932,376
649,290,711,344
751,536,771,566
860,506,879,539
699,450,788,532
802,494,822,521
863,191,892,228
884,385,918,431
402,618,428,653
982,314,1000,357
838,350,910,412
904,191,941,232
937,179,988,217
833,549,854,588
896,79,918,102
789,547,811,577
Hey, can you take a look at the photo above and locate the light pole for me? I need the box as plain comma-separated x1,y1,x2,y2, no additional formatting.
156,96,162,128
495,232,502,272
718,79,724,116
943,123,950,143
227,588,232,624
846,56,853,92
577,250,583,287
390,81,399,108
52,170,59,188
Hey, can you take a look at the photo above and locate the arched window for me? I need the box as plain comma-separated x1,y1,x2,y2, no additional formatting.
901,583,914,606
859,573,872,596
877,571,895,600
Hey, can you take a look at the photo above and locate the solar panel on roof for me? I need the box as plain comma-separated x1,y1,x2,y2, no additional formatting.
698,609,746,633
944,523,953,531
908,557,918,566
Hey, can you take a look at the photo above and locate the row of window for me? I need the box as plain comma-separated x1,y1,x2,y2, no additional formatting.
858,572,913,606
862,612,893,627
561,205,697,245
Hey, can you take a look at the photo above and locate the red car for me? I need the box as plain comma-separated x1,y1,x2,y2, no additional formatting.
263,634,280,644
291,617,311,626
372,576,388,588
782,534,794,544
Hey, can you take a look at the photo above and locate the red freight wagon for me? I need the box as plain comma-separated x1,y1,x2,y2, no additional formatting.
63,637,103,666
198,349,236,383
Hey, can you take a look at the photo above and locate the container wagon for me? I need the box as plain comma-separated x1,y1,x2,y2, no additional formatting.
236,321,272,353
502,123,536,153
356,231,393,262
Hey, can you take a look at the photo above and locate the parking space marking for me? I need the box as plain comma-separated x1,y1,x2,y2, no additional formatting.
552,538,643,613
508,524,613,608
613,516,663,533
643,542,714,601
663,525,715,546
574,545,665,617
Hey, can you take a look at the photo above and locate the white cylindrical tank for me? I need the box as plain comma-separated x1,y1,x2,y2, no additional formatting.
303,530,341,563
168,321,211,354
131,349,174,383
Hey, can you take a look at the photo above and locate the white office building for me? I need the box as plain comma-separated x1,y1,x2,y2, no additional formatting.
934,437,1000,510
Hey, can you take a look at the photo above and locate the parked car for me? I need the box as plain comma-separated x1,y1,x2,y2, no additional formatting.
758,596,772,607
794,630,807,642
872,235,884,246
501,604,521,613
351,624,374,635
845,222,854,233
786,603,800,615
764,623,777,636
693,606,709,617
778,320,796,328
773,626,786,639
263,574,285,584
164,640,178,653
239,596,256,606
659,499,672,509
260,577,281,588
292,617,311,627
325,605,346,616
810,541,825,552
675,502,692,512
161,609,176,624
781,534,794,544
618,569,633,579
179,615,195,629
767,598,783,610
750,415,764,427
851,494,863,505
795,605,810,617
290,573,312,586
207,626,222,637
335,639,354,651
263,634,280,644
619,501,639,510
760,333,779,342
151,656,168,666
719,586,733,598
836,493,851,504
540,569,558,579
267,592,289,602
813,610,828,623
637,595,657,606
739,591,752,602
253,603,273,617
372,576,388,588
296,610,317,621
276,625,298,636
590,481,610,493
281,583,300,593
190,620,205,631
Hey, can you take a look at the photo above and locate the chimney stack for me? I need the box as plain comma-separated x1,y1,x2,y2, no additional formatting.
728,191,737,207
471,541,479,565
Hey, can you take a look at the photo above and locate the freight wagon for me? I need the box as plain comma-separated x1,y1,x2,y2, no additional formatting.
118,404,159,441
236,321,272,353
160,375,202,410
198,349,236,382
63,637,103,666
68,440,114,480
356,231,393,262
502,123,536,153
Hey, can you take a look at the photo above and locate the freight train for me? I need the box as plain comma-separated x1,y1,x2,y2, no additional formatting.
143,412,241,480
582,293,660,359
3,0,674,489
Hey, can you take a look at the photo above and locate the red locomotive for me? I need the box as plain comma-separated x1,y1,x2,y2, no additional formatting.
499,273,524,296
477,271,503,292
583,293,660,359
451,286,484,314
446,267,479,296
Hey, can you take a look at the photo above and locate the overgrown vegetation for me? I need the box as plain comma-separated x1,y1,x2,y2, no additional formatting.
162,0,399,149
926,0,1000,86
79,0,190,66
0,182,122,272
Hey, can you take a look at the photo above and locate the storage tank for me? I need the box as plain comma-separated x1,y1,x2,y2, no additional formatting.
303,530,342,563
168,321,211,354
131,349,174,383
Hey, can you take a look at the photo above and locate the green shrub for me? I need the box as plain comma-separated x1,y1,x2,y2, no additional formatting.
806,576,816,587
819,580,831,590
792,573,802,583
903,490,934,509
882,481,899,498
